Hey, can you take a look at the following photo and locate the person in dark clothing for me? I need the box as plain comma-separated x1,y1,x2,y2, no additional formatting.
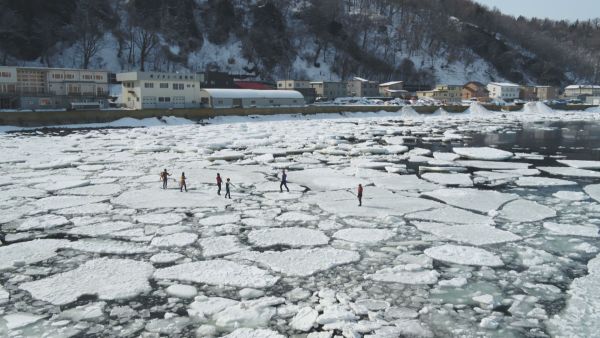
357,184,363,206
216,173,223,195
280,169,289,192
180,172,187,192
160,169,170,189
225,178,233,199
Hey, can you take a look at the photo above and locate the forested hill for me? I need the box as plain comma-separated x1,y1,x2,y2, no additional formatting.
1,0,599,86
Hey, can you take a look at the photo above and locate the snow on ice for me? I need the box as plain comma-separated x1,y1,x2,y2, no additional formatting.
1,109,600,336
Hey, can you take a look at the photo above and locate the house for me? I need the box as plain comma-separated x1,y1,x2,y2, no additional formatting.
346,77,379,97
487,82,519,101
563,85,600,99
310,81,346,100
379,81,407,98
534,86,557,101
199,89,304,108
417,84,462,103
277,80,316,103
116,71,201,110
462,81,489,102
0,66,109,110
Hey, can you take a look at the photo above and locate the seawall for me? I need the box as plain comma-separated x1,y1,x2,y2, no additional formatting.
0,104,594,127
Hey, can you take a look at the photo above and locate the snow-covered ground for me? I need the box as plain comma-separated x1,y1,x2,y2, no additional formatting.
1,105,600,337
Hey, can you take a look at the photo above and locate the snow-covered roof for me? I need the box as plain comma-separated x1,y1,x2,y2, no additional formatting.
488,82,519,87
353,77,369,82
200,89,304,99
383,89,408,93
379,81,403,87
565,85,600,89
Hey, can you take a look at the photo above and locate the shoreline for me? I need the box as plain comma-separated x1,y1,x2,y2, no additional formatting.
0,104,595,128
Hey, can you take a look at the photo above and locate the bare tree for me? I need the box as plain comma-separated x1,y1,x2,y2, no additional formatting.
134,27,159,72
72,0,104,69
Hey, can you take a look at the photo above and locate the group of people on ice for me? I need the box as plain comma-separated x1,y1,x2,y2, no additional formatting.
160,168,364,206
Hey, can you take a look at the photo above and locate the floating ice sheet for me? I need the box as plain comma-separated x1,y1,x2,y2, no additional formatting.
499,199,556,223
332,228,395,244
453,147,513,161
154,260,279,288
248,227,329,247
538,166,600,178
112,189,226,209
424,245,503,267
421,173,472,187
19,258,154,305
229,247,360,277
413,221,521,245
422,188,517,213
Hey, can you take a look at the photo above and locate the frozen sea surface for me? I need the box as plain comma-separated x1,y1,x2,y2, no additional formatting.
1,109,600,337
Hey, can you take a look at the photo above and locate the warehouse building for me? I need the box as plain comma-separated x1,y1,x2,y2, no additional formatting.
199,89,304,108
0,66,109,110
116,71,201,109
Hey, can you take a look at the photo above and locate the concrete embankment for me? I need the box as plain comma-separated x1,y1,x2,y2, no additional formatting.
0,104,594,127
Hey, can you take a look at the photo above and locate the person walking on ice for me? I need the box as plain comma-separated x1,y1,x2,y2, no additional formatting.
357,184,363,206
160,169,171,189
225,178,234,199
216,173,223,195
180,172,188,192
280,169,289,192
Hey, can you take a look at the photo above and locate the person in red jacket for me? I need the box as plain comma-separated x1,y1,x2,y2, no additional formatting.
216,173,223,195
357,184,363,206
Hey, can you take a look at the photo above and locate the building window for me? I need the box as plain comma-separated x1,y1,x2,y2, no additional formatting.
1,72,11,78
173,83,184,90
217,100,223,104
251,100,256,104
95,75,103,80
269,100,274,103
158,97,171,102
144,82,154,88
65,74,74,79
187,84,191,88
160,83,168,88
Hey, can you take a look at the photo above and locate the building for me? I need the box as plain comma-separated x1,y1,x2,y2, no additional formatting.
417,84,462,103
487,82,520,101
199,89,304,108
519,85,537,101
310,81,346,100
116,71,201,110
277,80,316,103
534,86,557,101
0,66,109,110
199,71,235,88
563,85,600,99
462,81,489,102
234,80,275,90
346,77,379,97
379,81,406,98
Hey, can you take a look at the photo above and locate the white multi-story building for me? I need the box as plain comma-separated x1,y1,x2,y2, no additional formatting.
0,66,109,109
116,71,201,109
487,82,520,100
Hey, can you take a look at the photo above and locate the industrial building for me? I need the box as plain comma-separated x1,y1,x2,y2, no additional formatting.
116,71,201,109
310,81,346,101
199,89,304,108
0,66,109,110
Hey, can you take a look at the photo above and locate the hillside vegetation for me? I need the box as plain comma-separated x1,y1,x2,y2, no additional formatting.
1,0,599,86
